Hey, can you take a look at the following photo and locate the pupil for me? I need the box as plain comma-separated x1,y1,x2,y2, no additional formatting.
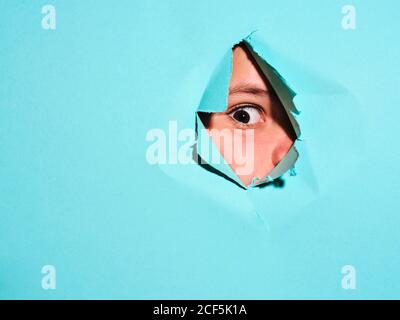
234,110,250,123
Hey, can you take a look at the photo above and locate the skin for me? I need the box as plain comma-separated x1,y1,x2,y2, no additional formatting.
205,44,296,186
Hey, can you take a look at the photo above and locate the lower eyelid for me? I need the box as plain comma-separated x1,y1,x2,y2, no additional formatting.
227,116,264,129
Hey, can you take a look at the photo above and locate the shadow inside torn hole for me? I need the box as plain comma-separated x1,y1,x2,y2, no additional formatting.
192,144,285,190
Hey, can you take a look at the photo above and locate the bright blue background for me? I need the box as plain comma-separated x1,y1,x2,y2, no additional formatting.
0,0,399,299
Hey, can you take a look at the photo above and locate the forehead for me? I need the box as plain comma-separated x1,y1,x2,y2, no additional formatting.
230,45,269,91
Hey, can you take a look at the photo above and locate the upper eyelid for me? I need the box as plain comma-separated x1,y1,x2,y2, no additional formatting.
226,104,264,114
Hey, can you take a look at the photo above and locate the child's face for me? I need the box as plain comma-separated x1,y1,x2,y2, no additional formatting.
206,45,296,186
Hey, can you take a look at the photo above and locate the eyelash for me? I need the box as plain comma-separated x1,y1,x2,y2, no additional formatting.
227,104,263,114
226,104,265,127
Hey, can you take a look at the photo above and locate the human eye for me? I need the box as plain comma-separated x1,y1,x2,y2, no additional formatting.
228,104,264,126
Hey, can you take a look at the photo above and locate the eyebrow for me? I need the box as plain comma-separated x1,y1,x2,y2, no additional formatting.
229,84,269,96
